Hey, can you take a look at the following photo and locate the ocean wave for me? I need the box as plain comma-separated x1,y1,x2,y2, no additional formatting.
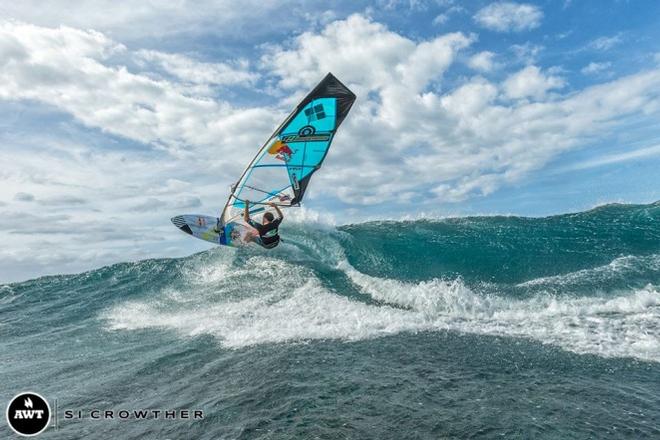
104,255,420,348
343,260,660,361
102,244,660,362
517,253,660,291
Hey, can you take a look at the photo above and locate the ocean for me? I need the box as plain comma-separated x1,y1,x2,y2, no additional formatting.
1,202,659,439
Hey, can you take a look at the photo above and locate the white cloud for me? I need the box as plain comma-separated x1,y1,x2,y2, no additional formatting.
377,0,428,10
135,50,259,87
432,4,464,25
474,2,543,32
467,51,497,72
0,0,319,41
262,14,473,94
13,192,35,202
0,19,275,281
581,61,612,75
432,13,450,25
0,21,277,158
439,78,498,117
587,34,623,51
510,42,543,64
129,195,202,212
0,15,654,215
39,195,87,206
503,65,564,100
4,15,655,213
563,144,660,172
0,140,215,282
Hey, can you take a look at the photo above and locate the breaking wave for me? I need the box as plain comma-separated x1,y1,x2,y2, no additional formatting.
4,202,658,361
102,202,660,361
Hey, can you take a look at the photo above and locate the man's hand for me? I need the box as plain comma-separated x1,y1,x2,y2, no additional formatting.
269,201,284,220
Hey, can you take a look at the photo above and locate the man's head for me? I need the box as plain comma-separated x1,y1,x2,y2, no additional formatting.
263,212,274,223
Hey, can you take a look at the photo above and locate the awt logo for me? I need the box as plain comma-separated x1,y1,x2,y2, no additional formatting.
6,392,51,436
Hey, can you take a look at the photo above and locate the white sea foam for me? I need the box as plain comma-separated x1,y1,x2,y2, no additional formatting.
104,254,422,348
105,279,421,349
103,250,660,362
517,254,660,288
344,263,660,362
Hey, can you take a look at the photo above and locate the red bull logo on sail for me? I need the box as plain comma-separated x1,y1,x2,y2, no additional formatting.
267,140,294,162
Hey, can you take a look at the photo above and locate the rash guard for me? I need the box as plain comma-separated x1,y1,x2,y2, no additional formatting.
248,217,281,248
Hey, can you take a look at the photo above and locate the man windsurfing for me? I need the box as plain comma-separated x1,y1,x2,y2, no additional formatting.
170,73,355,249
243,201,283,249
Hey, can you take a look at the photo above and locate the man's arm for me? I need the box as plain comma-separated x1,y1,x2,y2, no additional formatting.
243,200,250,222
268,202,284,220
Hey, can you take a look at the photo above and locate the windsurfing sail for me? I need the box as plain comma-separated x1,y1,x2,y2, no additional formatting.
221,73,356,225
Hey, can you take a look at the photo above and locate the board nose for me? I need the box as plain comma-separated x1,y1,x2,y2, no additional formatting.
171,215,193,235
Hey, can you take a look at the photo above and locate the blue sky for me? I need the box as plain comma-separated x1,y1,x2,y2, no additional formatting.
1,0,659,282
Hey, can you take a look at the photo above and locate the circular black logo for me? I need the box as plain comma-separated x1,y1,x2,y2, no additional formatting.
6,392,51,437
298,125,316,136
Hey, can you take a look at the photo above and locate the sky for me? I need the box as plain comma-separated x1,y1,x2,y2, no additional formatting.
1,0,659,283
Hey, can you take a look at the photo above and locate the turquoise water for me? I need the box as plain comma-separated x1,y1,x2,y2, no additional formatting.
1,202,659,438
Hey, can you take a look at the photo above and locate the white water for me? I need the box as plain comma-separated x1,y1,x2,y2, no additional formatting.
103,247,660,362
517,254,660,289
105,254,421,348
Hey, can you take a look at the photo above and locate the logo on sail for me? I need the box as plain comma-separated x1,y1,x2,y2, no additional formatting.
267,140,294,162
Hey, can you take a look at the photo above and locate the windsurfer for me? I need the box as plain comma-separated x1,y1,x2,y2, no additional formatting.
243,200,283,249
